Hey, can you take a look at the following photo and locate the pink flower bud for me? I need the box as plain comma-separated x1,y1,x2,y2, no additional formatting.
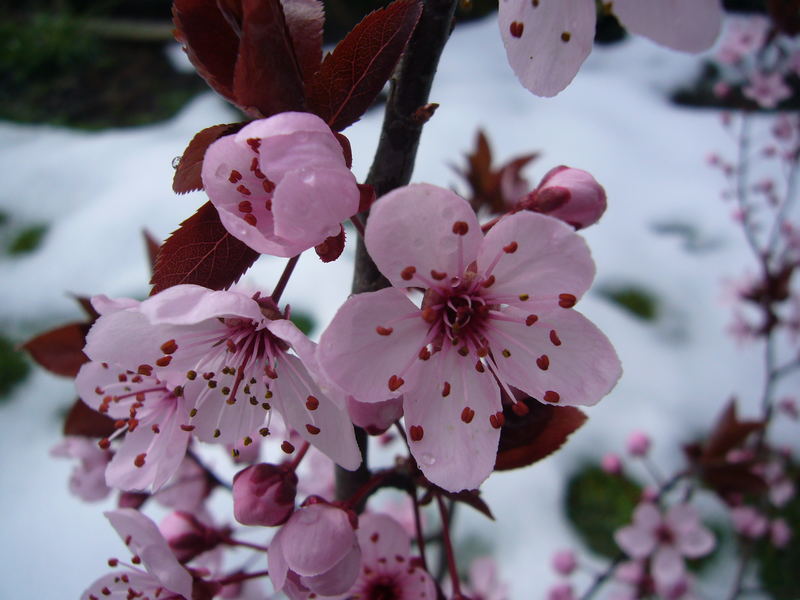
626,431,651,457
551,549,577,576
601,453,622,475
547,582,575,600
347,396,404,435
526,166,607,230
233,463,298,527
731,505,768,539
770,518,792,548
160,511,221,563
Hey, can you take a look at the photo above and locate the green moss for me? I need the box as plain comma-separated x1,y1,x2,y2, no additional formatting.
597,284,659,321
8,224,47,255
0,334,30,399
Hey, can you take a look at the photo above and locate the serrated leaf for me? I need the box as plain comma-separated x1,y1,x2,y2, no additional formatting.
63,398,116,438
172,123,244,194
150,201,260,294
22,323,89,378
281,0,325,86
704,400,763,461
307,0,423,131
494,397,587,471
234,0,306,117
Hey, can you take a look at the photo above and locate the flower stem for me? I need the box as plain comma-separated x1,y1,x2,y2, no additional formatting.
435,492,463,597
271,255,300,304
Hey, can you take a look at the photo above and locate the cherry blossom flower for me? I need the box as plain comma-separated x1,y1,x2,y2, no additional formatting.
614,503,714,588
551,549,577,576
717,16,769,64
498,0,723,97
730,505,769,539
318,184,621,491
201,112,360,257
82,509,194,600
743,71,792,109
462,556,509,600
523,166,607,230
50,437,112,501
83,285,361,471
601,453,623,475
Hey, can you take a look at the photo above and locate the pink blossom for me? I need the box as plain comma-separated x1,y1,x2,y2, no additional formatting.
153,457,214,512
82,509,194,600
770,518,792,548
547,582,575,600
524,166,607,230
83,285,361,471
50,437,112,501
730,505,768,538
551,549,577,576
159,510,221,563
463,556,509,600
743,72,792,109
716,16,769,64
268,502,361,598
201,112,360,257
626,431,651,457
614,503,715,588
233,463,297,526
499,0,722,96
318,184,621,491
601,453,623,475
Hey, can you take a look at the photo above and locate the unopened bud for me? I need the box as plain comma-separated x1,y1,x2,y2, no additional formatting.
233,463,297,526
601,453,622,475
525,166,606,230
551,549,577,576
626,431,651,457
160,511,220,563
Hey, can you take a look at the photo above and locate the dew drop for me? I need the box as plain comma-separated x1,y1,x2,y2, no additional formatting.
419,453,436,466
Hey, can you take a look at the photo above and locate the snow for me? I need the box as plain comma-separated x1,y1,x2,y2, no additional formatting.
0,13,796,599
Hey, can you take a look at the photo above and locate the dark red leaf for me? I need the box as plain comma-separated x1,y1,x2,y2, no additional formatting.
357,183,376,213
150,202,260,294
494,397,587,471
334,132,353,169
419,486,494,520
702,462,768,498
143,229,161,275
63,398,116,438
314,226,346,262
172,0,240,104
307,0,423,131
22,323,90,378
281,0,325,86
233,0,306,117
703,400,763,461
767,0,800,35
73,295,100,321
173,123,245,194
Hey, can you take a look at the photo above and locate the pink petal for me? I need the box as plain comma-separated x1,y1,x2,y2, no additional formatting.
318,288,430,403
357,513,411,566
487,307,621,407
268,528,290,592
403,346,501,492
90,294,140,315
395,563,438,599
477,211,594,310
632,502,662,529
347,396,404,434
300,543,361,596
498,0,596,97
613,0,723,53
84,309,168,369
665,503,700,533
139,285,264,326
365,184,482,289
269,353,362,471
281,504,358,577
153,458,211,512
105,508,194,599
651,546,685,587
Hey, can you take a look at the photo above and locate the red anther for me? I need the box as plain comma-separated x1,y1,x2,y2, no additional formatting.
370,533,380,543
509,21,524,38
441,381,451,397
94,386,104,395
263,179,275,194
475,360,485,373
131,375,142,383
236,184,252,196
137,364,153,376
525,314,539,326
477,346,489,357
264,365,278,379
388,375,404,391
503,241,518,253
306,396,319,410
131,555,141,564
512,402,529,416
250,157,265,178
160,339,178,355
418,347,431,360
226,339,237,352
558,293,577,308
489,412,505,429
452,221,469,235
134,453,146,468
561,31,571,42
430,270,447,280
228,170,243,183
481,275,496,288
281,441,295,454
180,424,195,432
549,329,562,346
114,419,126,429
501,348,511,358
376,326,394,336
107,558,118,567
259,427,269,437
98,438,111,450
186,370,197,380
461,407,475,423
101,586,112,596
118,373,128,382
202,372,215,380
421,307,437,323
127,419,139,432
238,200,253,213
155,356,172,367
544,390,560,403
306,424,321,435
518,293,530,301
246,138,261,152
401,266,416,280
457,346,469,356
243,436,253,446
243,213,258,226
409,425,424,441
536,355,550,370
151,424,160,434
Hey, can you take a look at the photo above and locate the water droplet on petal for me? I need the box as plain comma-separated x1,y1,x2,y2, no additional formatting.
419,453,436,466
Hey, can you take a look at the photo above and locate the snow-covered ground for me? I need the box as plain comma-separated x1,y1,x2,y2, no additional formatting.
0,13,797,599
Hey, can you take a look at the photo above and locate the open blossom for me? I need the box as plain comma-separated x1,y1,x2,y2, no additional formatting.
318,184,620,491
82,509,194,600
743,71,792,109
82,285,361,471
499,0,723,96
50,437,112,501
201,112,360,257
614,503,714,588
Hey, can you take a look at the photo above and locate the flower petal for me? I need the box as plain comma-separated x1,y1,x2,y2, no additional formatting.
356,513,411,566
281,504,358,577
404,346,501,492
612,0,723,53
651,545,685,587
365,184,482,289
139,285,264,326
300,543,361,596
498,0,595,97
614,524,657,559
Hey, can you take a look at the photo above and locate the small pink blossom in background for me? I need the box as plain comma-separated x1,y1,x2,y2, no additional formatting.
524,166,607,230
318,184,621,491
498,0,723,96
730,505,768,539
201,112,360,257
233,463,297,526
716,15,769,64
614,503,715,588
551,549,577,576
770,518,792,548
159,510,221,563
268,502,361,598
790,49,800,77
743,71,792,109
713,81,732,99
626,431,651,457
640,487,659,503
761,460,795,507
602,453,623,475
50,437,112,502
82,509,194,600
547,582,576,600
459,556,509,600
153,457,214,513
